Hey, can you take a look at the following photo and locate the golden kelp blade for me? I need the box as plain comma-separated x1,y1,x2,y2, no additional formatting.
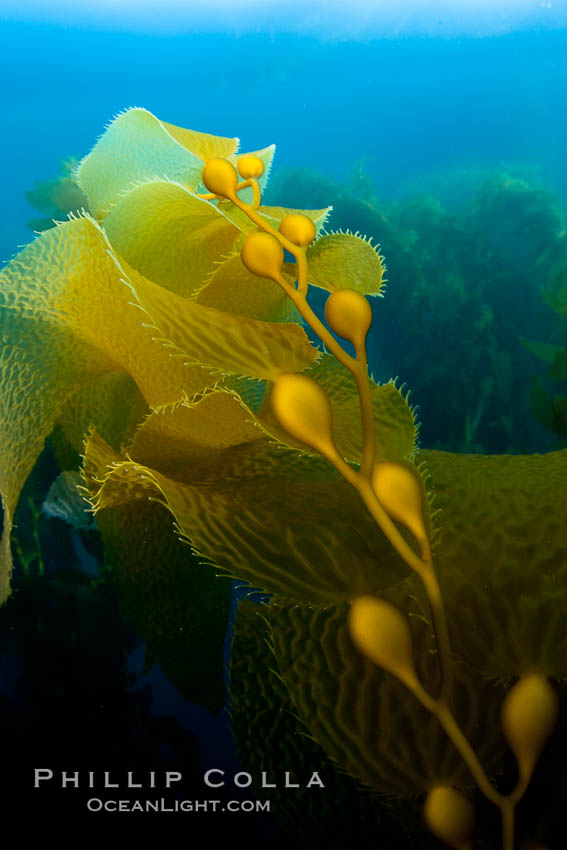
124,359,416,483
1,210,271,603
76,107,239,219
0,325,103,604
126,262,318,382
417,447,567,679
57,372,148,457
84,431,411,602
0,199,318,603
127,379,415,483
14,213,316,393
0,219,135,604
18,216,214,407
126,390,264,479
160,119,239,163
103,181,242,296
0,214,205,603
306,232,386,294
194,253,300,322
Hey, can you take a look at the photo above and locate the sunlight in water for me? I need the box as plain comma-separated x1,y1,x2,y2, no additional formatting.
0,0,564,38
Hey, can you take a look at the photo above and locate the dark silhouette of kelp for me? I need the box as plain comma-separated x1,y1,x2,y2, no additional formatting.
524,264,567,445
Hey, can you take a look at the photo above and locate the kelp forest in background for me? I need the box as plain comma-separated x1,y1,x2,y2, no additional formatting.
265,164,567,454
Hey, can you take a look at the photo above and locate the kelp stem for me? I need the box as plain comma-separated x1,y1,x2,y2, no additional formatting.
501,800,515,850
227,177,522,849
236,181,458,716
352,358,376,480
284,289,376,476
421,567,454,705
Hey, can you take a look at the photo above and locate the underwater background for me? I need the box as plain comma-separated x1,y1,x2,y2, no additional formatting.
1,1,567,846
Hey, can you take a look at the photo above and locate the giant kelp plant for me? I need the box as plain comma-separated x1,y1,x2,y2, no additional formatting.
1,108,567,849
26,153,567,455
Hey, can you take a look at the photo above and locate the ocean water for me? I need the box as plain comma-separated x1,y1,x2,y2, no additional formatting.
1,2,567,847
2,7,567,258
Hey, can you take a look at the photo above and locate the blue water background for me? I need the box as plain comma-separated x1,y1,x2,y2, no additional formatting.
1,21,566,266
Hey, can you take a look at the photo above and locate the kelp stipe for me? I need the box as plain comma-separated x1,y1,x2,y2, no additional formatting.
199,151,560,850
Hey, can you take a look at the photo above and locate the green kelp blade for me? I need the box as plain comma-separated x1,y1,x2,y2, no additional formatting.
103,182,242,297
98,498,231,715
230,598,422,849
84,431,410,604
267,594,507,797
306,232,385,295
76,107,240,219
